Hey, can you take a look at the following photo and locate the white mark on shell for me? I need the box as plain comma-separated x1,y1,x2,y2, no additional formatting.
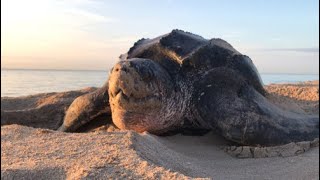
200,92,205,96
206,84,212,87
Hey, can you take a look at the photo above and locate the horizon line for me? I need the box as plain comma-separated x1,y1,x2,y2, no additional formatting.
1,68,319,75
1,68,108,72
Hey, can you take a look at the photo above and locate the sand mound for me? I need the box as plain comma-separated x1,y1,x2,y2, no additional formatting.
1,81,319,179
1,87,97,129
266,80,319,114
1,125,319,179
1,125,188,179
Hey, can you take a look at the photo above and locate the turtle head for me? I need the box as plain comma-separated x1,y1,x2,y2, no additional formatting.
108,58,183,134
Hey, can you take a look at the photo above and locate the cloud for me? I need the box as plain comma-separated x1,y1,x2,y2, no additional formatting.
222,31,242,39
255,48,319,53
270,37,281,41
66,9,116,23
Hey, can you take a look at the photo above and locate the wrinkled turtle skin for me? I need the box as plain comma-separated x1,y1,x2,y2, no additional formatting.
58,30,319,146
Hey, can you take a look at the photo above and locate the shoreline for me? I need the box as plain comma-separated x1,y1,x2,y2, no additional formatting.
2,80,319,98
2,70,319,97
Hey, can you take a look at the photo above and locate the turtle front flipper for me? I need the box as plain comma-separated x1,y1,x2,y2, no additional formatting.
193,67,319,146
58,83,110,132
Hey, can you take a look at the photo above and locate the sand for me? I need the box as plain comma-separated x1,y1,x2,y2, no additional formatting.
1,81,319,179
266,81,319,115
1,87,98,130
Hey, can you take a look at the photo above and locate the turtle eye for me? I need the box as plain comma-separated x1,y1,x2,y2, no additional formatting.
121,67,128,73
139,67,154,81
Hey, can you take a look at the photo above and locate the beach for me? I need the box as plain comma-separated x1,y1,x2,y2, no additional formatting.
1,81,319,179
2,0,318,178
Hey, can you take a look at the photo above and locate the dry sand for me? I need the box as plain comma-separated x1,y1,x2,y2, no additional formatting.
1,81,319,179
266,81,319,115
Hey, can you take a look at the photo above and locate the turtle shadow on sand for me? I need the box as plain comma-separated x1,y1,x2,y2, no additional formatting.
1,30,319,158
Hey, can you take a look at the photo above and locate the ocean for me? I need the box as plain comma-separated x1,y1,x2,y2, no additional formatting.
1,69,319,97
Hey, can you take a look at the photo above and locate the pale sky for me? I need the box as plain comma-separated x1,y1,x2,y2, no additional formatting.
1,0,319,74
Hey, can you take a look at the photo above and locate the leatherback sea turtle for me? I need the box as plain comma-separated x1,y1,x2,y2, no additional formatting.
58,30,319,146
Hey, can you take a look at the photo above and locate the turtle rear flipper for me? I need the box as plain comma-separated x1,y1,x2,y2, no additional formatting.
222,87,319,146
194,68,319,146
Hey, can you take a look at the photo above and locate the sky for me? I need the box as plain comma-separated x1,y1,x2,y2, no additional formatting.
1,0,319,74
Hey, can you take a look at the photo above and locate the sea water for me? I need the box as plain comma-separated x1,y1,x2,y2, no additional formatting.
1,69,318,97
